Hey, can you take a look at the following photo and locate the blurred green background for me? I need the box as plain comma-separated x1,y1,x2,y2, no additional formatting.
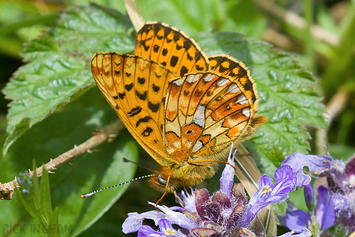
0,0,354,236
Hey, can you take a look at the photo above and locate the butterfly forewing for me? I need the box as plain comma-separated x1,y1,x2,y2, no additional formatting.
91,53,178,162
135,22,209,77
209,55,257,104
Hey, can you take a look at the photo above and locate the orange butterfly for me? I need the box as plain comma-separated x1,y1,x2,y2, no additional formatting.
91,22,265,194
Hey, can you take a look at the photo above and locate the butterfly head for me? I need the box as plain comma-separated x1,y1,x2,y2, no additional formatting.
148,171,180,193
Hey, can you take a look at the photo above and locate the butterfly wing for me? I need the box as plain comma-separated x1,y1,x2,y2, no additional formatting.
164,70,265,161
135,22,209,77
209,55,257,104
91,53,178,163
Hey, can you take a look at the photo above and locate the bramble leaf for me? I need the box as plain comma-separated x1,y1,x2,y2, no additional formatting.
2,3,135,156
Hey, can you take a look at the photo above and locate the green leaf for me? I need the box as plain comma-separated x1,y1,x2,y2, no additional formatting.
49,206,61,237
0,93,139,236
2,3,135,156
195,32,327,172
40,165,52,226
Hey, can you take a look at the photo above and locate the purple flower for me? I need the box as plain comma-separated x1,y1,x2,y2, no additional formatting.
281,152,355,234
239,165,296,228
282,152,333,187
318,156,355,233
123,145,303,236
283,185,335,233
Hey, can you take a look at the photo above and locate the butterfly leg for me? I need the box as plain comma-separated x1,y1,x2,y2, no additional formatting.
155,175,171,206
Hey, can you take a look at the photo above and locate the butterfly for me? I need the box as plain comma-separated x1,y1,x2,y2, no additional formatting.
91,22,265,194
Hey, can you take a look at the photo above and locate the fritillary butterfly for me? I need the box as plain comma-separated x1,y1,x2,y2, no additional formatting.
91,22,265,193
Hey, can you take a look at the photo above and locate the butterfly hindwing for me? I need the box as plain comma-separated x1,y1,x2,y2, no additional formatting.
135,22,209,77
91,52,178,162
164,70,265,160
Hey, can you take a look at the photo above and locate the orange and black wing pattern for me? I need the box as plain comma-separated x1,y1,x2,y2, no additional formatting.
135,22,209,77
91,53,177,163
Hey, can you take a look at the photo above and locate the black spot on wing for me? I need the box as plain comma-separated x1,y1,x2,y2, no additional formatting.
154,72,162,78
183,40,191,50
126,72,131,77
114,70,121,76
138,77,145,84
136,116,152,127
136,90,147,101
195,51,202,61
173,32,180,42
195,65,204,71
128,106,142,117
162,48,168,56
180,66,188,77
119,92,126,100
153,45,160,52
152,84,160,92
176,44,183,50
113,95,118,99
170,56,178,67
148,101,160,113
125,83,133,91
142,127,153,137
237,67,248,78
219,65,228,73
140,40,149,52
153,24,160,34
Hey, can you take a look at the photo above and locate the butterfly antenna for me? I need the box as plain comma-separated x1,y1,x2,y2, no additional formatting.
122,157,155,173
81,174,157,198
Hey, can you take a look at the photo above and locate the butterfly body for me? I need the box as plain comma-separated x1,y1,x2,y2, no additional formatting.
91,22,265,193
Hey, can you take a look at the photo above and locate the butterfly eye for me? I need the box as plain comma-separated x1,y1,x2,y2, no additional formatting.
158,174,167,185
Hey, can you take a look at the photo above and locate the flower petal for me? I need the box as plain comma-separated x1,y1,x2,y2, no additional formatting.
282,152,333,187
259,175,273,188
316,186,335,230
176,188,196,213
158,219,173,232
122,211,165,233
239,166,296,228
150,202,198,230
284,209,310,230
304,183,314,214
137,225,163,237
220,145,236,198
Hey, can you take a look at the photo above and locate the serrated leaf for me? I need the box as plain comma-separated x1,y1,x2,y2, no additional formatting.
195,32,327,172
3,3,135,156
